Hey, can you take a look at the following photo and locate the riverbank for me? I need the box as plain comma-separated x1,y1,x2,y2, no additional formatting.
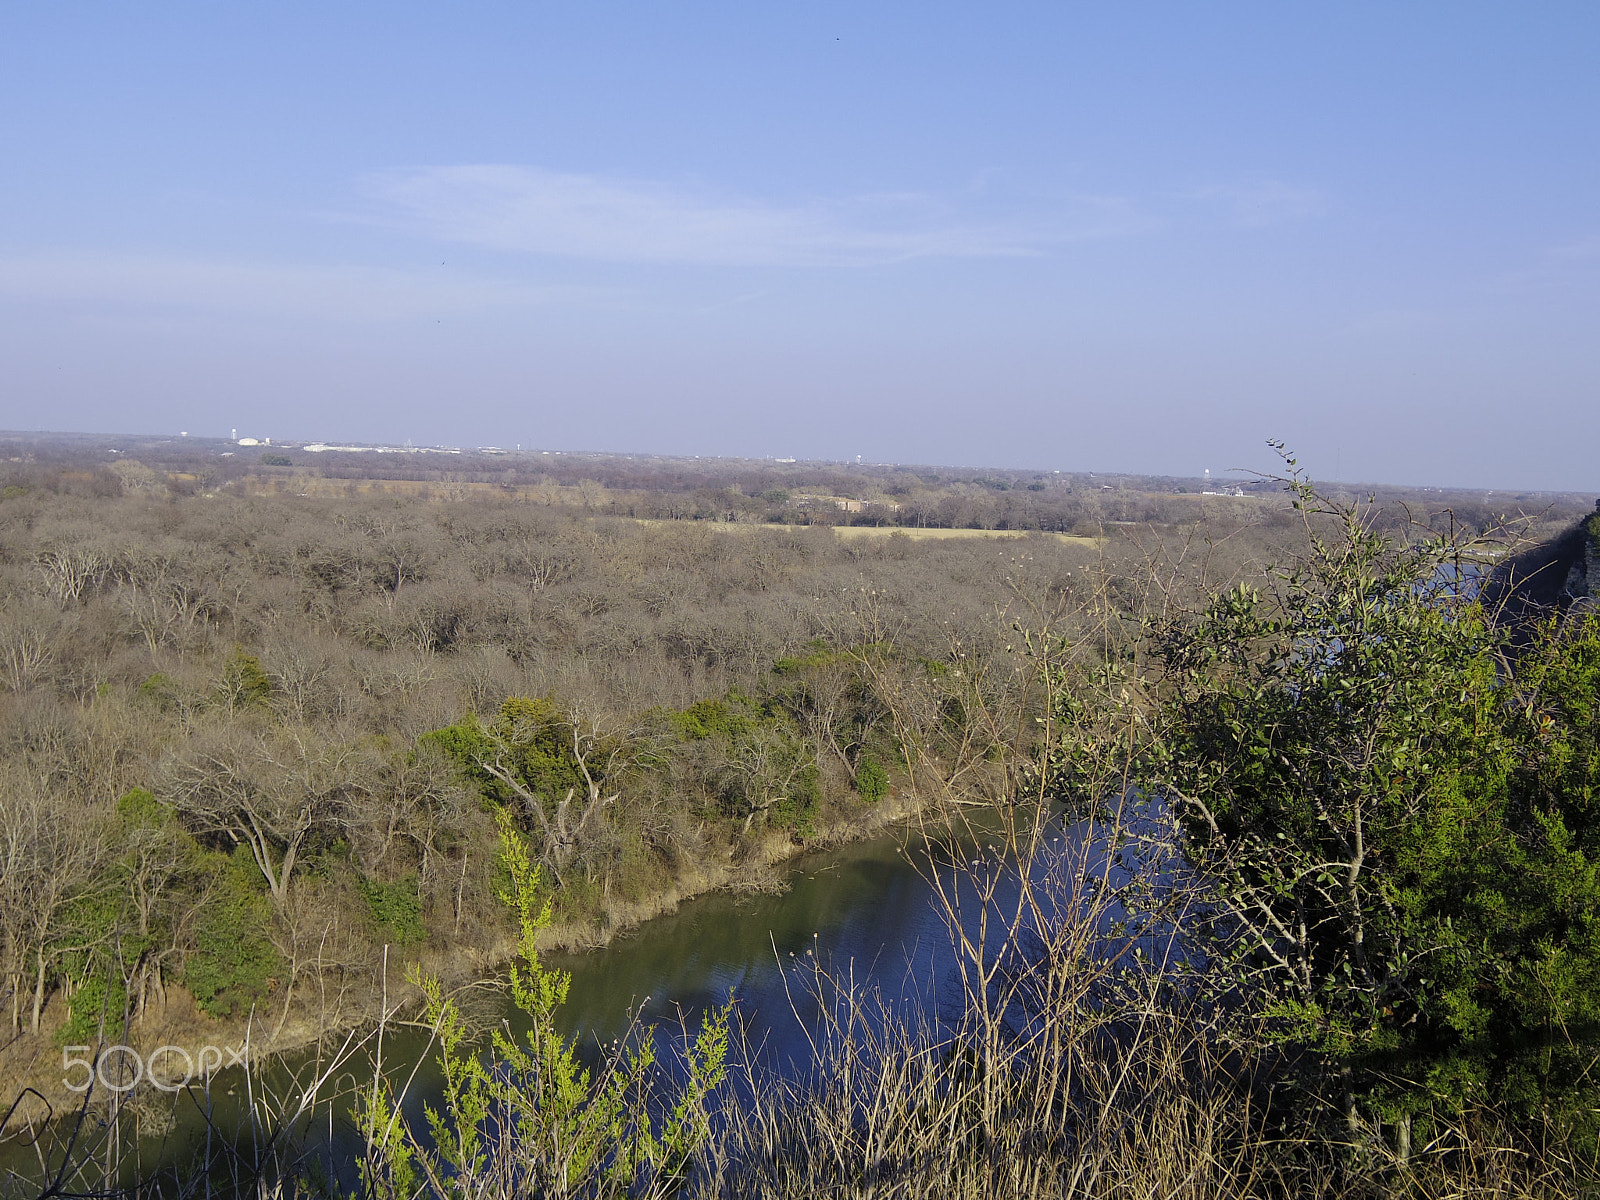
0,784,941,1132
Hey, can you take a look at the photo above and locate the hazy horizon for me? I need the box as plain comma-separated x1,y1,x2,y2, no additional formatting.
2,5,1597,491
6,425,1593,500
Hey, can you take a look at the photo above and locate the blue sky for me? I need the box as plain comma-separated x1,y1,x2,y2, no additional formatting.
2,3,1597,488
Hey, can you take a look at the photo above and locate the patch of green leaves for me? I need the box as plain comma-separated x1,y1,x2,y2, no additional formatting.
357,812,730,1193
359,874,426,947
185,846,283,1019
854,755,890,803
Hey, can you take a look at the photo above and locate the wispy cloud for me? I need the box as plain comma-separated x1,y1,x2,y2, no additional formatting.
365,165,1139,266
0,253,587,320
1187,179,1327,228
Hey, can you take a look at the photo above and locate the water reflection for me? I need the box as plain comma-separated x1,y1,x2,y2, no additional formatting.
545,828,959,1072
1,822,982,1192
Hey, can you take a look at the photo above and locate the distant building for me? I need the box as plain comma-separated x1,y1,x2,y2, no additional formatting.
237,437,260,446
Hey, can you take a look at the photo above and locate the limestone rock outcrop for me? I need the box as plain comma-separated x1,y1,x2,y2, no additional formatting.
1483,502,1600,637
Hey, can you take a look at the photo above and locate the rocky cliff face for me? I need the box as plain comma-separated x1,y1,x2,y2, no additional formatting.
1483,504,1600,635
1571,512,1600,603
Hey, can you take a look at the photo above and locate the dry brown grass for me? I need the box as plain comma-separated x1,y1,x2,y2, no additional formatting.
830,526,1102,548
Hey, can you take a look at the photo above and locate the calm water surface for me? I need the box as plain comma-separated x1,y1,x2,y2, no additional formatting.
4,821,1009,1190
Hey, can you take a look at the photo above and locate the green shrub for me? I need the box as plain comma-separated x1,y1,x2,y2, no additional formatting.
354,815,730,1197
854,755,890,803
185,847,283,1019
55,788,192,1044
423,698,583,807
219,647,272,709
775,764,821,840
359,875,426,946
670,696,753,741
1054,466,1600,1152
59,973,128,1046
138,672,178,708
772,641,841,675
116,785,165,825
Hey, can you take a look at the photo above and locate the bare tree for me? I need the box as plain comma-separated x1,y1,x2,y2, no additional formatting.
161,725,375,906
0,773,104,1032
118,806,193,1020
509,537,576,595
348,742,473,887
0,602,57,691
713,722,815,834
374,533,434,597
470,699,643,885
35,538,110,607
265,638,336,723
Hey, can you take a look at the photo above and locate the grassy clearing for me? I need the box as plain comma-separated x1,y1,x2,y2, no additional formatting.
830,525,1102,547
622,517,1103,548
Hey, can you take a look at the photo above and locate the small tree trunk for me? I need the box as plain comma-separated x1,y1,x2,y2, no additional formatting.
1395,1114,1412,1171
454,854,468,936
32,947,46,1034
1341,1065,1364,1163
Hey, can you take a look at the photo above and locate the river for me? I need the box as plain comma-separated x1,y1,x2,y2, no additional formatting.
4,817,1018,1194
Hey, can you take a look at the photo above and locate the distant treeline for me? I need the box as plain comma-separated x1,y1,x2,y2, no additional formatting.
2,434,1582,536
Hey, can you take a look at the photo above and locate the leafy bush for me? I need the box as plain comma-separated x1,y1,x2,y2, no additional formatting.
356,814,730,1197
670,695,754,741
772,641,842,675
137,672,178,708
1053,465,1600,1154
219,647,272,709
772,762,821,839
422,697,583,807
853,755,890,803
56,788,189,1044
58,973,127,1046
115,785,163,824
360,874,426,946
184,846,283,1018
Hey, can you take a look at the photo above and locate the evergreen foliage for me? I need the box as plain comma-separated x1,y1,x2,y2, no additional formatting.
359,874,426,947
421,697,584,809
184,845,284,1018
669,696,755,741
219,646,273,711
59,788,194,1043
1052,464,1600,1150
854,755,890,803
